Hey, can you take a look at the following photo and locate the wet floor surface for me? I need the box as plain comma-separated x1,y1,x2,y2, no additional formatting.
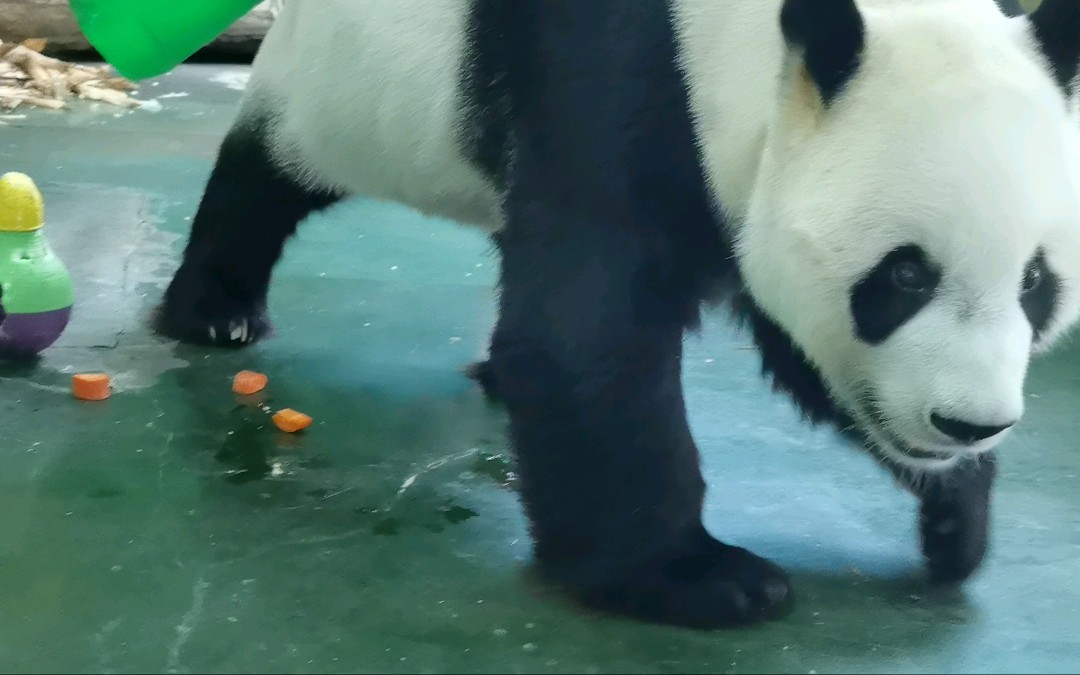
0,65,1077,674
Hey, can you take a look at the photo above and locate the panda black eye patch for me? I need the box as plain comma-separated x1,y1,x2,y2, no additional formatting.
850,244,941,344
1021,248,1060,340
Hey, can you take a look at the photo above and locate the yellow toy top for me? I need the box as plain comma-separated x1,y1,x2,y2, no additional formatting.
0,172,45,233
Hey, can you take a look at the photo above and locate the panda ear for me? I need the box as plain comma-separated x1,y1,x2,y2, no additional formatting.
780,0,866,107
1026,0,1080,93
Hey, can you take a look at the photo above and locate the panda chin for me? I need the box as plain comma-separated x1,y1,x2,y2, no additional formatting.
854,398,974,474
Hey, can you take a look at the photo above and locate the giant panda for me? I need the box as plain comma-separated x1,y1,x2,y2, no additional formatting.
156,0,1080,630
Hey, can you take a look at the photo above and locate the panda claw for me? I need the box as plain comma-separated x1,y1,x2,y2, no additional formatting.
152,287,273,348
228,318,251,344
153,306,273,348
152,257,276,348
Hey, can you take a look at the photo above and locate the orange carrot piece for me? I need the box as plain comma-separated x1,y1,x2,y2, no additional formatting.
72,373,111,401
232,370,268,395
272,408,313,433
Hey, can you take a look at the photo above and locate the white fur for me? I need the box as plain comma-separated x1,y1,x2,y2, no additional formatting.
248,0,501,228
675,0,1080,470
248,0,1080,472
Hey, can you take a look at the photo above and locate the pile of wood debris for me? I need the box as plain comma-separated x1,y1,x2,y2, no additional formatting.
0,38,141,111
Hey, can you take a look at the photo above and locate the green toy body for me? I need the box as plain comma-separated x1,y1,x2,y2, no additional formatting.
0,231,74,314
0,230,75,357
70,0,261,81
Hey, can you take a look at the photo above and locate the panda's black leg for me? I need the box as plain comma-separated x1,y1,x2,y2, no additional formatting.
155,115,341,347
910,453,997,584
488,197,791,630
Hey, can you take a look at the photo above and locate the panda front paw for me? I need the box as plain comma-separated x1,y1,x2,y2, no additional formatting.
918,453,996,585
153,263,273,348
154,307,273,348
569,538,793,630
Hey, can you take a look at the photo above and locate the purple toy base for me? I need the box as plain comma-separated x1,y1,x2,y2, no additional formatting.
0,306,73,358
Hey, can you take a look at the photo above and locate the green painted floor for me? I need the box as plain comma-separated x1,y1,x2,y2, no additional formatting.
0,65,1078,674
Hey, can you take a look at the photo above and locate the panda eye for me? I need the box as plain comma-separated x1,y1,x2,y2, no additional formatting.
1022,263,1042,294
890,258,932,293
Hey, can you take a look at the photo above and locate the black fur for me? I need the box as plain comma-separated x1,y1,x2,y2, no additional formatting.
994,0,1025,17
850,245,941,345
916,453,997,584
729,291,849,428
1028,0,1080,93
155,116,342,346
779,0,865,106
466,0,790,629
1022,249,1061,340
459,0,513,191
161,0,1003,630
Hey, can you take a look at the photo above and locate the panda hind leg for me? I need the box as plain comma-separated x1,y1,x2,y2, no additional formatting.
154,115,341,347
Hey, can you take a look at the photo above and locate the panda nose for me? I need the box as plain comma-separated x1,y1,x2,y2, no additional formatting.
930,413,1016,444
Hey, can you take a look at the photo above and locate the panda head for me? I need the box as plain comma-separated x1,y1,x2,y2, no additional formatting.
736,0,1080,471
